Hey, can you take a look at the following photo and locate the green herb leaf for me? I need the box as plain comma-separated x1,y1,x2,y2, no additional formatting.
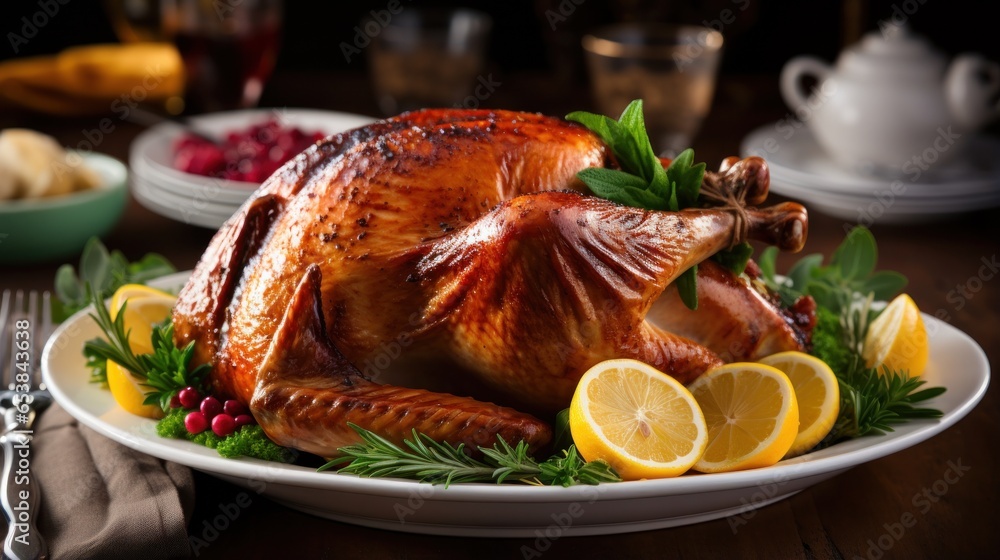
576,168,670,210
786,253,823,292
862,271,909,301
552,408,574,453
84,288,207,411
712,242,754,276
831,226,877,281
665,149,705,209
676,266,699,310
52,238,177,322
567,101,709,310
324,423,620,487
80,238,111,293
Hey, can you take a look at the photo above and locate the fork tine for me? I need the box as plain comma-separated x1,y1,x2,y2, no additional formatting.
0,290,10,389
36,291,52,391
5,291,24,391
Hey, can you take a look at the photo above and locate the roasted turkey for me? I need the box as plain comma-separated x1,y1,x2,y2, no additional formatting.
172,109,813,457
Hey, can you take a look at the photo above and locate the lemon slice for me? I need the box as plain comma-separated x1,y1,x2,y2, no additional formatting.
759,352,840,458
107,360,163,418
568,359,708,480
863,294,929,376
110,284,176,355
688,363,799,473
105,284,176,419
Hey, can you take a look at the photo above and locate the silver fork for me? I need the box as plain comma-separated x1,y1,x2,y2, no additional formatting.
0,290,52,560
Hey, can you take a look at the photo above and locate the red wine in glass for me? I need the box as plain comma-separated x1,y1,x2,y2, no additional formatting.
174,23,281,114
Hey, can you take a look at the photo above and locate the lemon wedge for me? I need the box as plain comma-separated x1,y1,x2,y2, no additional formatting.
759,352,840,458
863,294,929,376
568,359,708,480
688,363,799,473
110,284,176,355
105,284,176,419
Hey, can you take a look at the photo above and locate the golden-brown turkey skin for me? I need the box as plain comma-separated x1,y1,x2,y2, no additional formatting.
172,108,810,456
648,259,810,361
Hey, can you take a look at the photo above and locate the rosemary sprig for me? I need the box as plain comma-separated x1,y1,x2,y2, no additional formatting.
320,423,621,487
83,288,208,411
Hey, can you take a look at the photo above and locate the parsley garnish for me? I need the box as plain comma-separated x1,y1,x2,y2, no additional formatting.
567,99,750,309
757,226,945,445
83,288,208,411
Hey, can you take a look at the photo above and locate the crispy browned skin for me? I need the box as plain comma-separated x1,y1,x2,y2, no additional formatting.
172,108,811,457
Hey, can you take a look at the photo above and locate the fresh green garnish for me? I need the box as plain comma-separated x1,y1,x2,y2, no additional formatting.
824,356,946,444
567,100,751,309
83,340,109,386
156,407,295,462
54,237,175,322
321,423,621,487
551,408,574,453
758,226,945,446
83,288,208,411
757,226,907,314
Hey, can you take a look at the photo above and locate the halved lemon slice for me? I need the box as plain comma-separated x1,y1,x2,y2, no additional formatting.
759,352,840,458
688,363,799,473
109,284,176,355
105,284,176,419
863,293,929,376
568,359,708,480
107,360,163,418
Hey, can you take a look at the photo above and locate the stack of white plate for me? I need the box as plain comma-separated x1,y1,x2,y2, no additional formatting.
741,123,1000,223
129,108,376,229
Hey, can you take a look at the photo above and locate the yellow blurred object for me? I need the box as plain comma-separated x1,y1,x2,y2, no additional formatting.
863,294,929,376
109,284,176,356
0,43,184,115
107,360,164,419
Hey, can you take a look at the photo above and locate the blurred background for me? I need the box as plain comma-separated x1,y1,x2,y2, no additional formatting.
2,0,998,115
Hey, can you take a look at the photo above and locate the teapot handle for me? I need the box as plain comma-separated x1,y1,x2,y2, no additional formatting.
945,54,1000,130
780,56,833,115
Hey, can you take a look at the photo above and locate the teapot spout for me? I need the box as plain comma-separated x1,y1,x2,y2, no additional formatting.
945,54,1000,130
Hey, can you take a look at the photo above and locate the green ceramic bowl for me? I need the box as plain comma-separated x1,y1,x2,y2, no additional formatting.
0,153,128,264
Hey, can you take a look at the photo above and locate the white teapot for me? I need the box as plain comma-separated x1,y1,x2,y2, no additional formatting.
780,25,1000,174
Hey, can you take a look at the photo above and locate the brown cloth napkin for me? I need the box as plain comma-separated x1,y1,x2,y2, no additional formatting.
1,404,195,559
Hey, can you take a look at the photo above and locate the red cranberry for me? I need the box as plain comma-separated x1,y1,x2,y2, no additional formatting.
212,414,237,437
234,414,254,427
223,400,247,416
169,394,182,409
200,396,222,420
178,387,201,409
185,411,208,434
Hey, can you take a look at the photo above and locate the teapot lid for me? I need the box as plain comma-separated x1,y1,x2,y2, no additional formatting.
838,24,946,81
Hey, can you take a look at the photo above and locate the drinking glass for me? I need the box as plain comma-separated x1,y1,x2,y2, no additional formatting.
161,0,282,113
368,9,492,115
583,24,723,156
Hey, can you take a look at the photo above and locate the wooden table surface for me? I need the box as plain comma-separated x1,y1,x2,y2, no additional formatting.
1,72,996,559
